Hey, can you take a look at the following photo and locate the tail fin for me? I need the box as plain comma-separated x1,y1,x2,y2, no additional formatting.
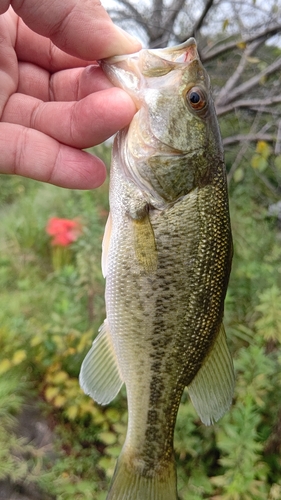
106,453,178,500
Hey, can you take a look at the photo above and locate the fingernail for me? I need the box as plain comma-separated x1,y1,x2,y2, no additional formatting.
115,26,142,51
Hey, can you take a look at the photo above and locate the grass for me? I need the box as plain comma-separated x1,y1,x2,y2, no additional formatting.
1,143,281,499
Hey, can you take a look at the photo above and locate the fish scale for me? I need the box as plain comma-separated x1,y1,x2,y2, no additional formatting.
80,37,234,500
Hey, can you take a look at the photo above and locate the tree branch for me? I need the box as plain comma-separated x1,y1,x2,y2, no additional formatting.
223,133,275,146
109,1,147,32
253,169,280,197
216,40,263,105
190,0,215,38
227,138,251,184
149,0,164,40
227,110,266,183
276,120,281,155
220,56,281,105
163,0,186,31
201,22,281,62
217,96,281,116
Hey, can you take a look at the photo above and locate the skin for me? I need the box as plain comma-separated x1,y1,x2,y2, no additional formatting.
0,0,141,188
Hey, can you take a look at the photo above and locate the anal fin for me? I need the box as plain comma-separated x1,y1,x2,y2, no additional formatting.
79,320,123,405
187,324,235,425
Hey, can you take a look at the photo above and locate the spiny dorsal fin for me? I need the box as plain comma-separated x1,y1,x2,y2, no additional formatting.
187,323,235,425
79,320,123,405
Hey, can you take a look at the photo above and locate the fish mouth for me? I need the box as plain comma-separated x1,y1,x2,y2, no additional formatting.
102,38,197,65
146,37,198,63
99,38,199,106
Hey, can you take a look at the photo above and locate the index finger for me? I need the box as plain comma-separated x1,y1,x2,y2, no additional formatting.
10,0,141,60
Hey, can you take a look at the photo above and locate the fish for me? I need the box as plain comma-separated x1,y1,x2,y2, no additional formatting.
79,38,234,500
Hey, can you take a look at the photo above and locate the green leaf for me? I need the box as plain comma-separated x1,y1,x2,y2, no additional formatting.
256,140,271,158
274,155,281,171
247,56,260,64
255,286,281,342
222,18,229,31
98,431,117,446
233,167,244,183
106,445,121,458
251,154,267,171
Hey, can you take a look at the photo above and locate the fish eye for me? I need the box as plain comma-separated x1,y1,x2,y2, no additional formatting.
186,87,206,111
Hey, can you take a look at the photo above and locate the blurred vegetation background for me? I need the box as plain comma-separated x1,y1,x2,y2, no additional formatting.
1,1,281,499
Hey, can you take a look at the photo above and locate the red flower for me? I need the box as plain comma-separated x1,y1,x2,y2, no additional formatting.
46,217,82,247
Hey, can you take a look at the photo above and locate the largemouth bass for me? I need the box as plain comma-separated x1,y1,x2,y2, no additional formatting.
80,38,234,500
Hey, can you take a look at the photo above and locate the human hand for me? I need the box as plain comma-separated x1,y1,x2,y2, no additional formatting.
0,0,141,189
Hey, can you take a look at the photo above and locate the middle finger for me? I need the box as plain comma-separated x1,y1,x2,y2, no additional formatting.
2,87,136,149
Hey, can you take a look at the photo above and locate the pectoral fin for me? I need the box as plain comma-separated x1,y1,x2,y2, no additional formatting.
187,324,235,425
133,214,157,273
79,320,123,405
101,213,112,278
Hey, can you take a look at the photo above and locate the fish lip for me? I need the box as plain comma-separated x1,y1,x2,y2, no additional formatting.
99,37,198,65
147,37,198,63
99,52,139,65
